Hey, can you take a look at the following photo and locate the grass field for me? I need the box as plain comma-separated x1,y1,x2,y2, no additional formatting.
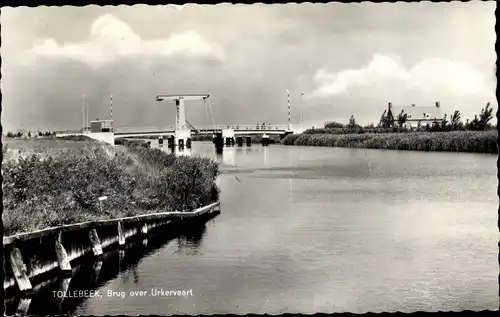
2,137,219,236
282,130,498,154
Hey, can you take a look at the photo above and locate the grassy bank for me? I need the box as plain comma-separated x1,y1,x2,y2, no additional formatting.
191,134,281,144
282,130,498,153
3,138,219,236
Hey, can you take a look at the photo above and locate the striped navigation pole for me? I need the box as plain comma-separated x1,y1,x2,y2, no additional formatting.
287,89,291,131
301,93,304,131
110,94,113,121
81,93,85,132
110,94,114,130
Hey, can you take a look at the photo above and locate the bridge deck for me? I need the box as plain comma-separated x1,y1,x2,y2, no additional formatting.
113,125,293,138
56,125,294,139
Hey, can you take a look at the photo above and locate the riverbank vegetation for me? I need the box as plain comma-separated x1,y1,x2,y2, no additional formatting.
282,102,498,153
287,130,497,153
3,138,219,236
4,131,56,138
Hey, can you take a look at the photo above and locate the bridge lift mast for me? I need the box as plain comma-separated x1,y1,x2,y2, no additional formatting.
155,94,210,146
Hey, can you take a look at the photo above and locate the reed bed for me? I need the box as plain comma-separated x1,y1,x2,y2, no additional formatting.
283,130,498,154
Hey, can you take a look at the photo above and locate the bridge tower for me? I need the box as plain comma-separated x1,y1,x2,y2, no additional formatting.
155,94,209,147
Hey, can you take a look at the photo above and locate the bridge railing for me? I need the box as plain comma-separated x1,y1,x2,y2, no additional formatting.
190,125,290,131
114,125,291,134
114,127,175,134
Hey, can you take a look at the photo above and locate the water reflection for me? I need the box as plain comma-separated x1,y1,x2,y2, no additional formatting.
119,250,126,283
90,261,103,284
4,218,214,316
157,143,193,157
223,147,236,166
176,147,192,157
263,146,269,166
176,224,206,256
15,297,31,317
55,276,72,310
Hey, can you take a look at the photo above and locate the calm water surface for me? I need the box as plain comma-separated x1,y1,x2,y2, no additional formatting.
45,143,500,313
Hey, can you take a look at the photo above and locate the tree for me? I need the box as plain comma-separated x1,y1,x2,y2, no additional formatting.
468,115,480,131
378,110,393,128
450,110,462,130
397,110,408,128
324,121,344,129
479,102,494,130
441,113,448,131
348,115,357,130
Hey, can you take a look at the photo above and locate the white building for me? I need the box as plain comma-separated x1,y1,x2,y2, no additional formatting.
387,102,444,129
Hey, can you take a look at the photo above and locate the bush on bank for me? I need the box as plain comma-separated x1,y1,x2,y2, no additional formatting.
282,130,498,154
3,140,220,236
282,133,300,145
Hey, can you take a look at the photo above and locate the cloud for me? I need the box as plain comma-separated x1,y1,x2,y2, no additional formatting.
21,14,225,66
305,54,492,99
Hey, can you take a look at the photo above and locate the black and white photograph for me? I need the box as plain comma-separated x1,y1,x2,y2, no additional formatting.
1,2,498,316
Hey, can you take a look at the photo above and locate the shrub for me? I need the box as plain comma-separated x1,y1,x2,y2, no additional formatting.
3,141,220,235
324,121,344,129
56,135,96,142
282,133,300,145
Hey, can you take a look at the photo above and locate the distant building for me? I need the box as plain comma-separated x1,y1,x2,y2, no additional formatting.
387,102,444,129
90,119,114,133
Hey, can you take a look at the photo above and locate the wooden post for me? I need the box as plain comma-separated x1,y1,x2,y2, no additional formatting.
15,297,32,317
88,229,103,258
139,223,148,236
54,231,72,276
9,246,33,294
117,221,125,247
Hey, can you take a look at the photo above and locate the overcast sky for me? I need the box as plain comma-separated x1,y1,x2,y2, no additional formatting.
1,2,497,132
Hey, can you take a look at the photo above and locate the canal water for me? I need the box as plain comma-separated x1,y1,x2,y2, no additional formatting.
7,142,498,314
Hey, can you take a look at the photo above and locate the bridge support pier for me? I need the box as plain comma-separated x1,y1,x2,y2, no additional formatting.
262,134,270,146
175,129,191,148
222,128,235,147
236,136,243,147
167,136,175,148
213,132,224,153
